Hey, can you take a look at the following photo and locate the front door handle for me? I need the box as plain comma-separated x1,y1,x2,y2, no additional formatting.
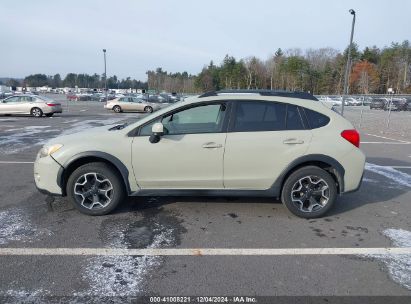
202,142,223,149
283,138,304,144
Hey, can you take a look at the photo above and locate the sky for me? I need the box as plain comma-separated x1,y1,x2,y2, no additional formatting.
0,0,410,81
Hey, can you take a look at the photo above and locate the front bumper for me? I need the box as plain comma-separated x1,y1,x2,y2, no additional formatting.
34,154,63,195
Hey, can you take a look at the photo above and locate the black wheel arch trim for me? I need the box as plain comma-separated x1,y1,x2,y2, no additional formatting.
270,154,345,196
57,151,131,196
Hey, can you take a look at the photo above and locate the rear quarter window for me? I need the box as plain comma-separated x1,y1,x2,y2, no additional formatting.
303,108,330,129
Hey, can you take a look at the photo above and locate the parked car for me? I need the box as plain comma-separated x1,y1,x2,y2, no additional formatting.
143,94,167,103
160,93,180,103
0,94,62,117
384,99,407,111
66,93,79,101
104,96,161,113
34,90,365,218
99,94,116,102
370,98,386,109
344,97,360,106
90,93,103,101
405,98,411,111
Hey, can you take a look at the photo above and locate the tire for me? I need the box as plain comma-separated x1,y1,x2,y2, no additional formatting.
113,105,122,113
66,162,126,215
45,113,54,117
31,107,43,117
281,166,337,219
144,106,153,113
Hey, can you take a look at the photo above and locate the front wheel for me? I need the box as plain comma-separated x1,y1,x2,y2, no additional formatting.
66,162,125,215
144,106,153,113
281,166,337,219
113,105,122,113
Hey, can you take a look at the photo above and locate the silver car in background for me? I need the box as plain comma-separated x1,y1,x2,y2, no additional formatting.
0,94,62,117
104,96,161,113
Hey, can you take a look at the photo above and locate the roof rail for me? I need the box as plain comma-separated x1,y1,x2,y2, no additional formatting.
198,89,318,101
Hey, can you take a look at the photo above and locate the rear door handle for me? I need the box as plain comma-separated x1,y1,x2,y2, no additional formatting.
283,138,304,144
202,142,223,149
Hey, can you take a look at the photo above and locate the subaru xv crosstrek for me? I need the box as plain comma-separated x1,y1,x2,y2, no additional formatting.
34,90,365,218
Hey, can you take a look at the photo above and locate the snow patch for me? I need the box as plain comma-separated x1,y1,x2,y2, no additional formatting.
362,177,378,183
0,126,54,154
365,163,411,188
0,208,51,245
76,223,174,296
364,228,411,290
1,289,50,304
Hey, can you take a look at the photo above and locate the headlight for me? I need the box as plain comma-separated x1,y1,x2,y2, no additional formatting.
39,144,63,158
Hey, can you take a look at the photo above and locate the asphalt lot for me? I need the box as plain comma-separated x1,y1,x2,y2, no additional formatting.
0,96,410,302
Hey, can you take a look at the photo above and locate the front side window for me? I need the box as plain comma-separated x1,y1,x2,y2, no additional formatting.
139,103,227,136
4,96,19,103
163,104,226,135
232,101,286,132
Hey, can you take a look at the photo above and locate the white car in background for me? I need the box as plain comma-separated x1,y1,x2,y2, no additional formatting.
104,96,161,113
0,94,62,117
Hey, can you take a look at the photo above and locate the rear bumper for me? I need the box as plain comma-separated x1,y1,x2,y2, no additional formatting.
43,105,63,114
340,148,366,193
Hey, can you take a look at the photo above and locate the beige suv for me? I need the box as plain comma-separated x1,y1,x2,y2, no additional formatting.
0,94,62,117
34,90,365,218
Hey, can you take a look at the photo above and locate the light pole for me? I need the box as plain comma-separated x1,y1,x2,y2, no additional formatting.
341,9,356,116
103,49,107,102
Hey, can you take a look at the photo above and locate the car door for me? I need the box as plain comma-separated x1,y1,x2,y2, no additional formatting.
19,96,34,114
0,96,20,114
131,102,229,189
116,97,129,111
131,97,144,112
223,101,312,190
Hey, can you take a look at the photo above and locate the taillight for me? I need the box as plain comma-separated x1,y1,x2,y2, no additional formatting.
46,103,58,106
341,129,360,148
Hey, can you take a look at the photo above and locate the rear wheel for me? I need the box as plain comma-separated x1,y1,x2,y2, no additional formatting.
281,166,337,219
113,105,122,113
31,107,43,117
66,162,125,215
144,106,153,113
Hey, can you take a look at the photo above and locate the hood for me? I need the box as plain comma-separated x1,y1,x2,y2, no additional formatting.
46,124,125,147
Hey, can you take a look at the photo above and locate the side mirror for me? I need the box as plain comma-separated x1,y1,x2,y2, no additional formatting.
149,122,164,143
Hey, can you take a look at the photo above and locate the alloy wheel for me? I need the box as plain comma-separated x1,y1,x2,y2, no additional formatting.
73,172,113,210
290,175,330,213
32,108,42,117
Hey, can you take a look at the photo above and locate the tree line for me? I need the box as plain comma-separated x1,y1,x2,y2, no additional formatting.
2,40,409,95
1,73,148,90
194,40,411,95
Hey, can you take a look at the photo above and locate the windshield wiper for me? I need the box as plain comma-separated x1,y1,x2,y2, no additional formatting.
109,123,128,131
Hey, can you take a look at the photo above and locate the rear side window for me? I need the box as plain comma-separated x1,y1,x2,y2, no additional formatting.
303,108,330,129
232,101,286,132
286,105,304,130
